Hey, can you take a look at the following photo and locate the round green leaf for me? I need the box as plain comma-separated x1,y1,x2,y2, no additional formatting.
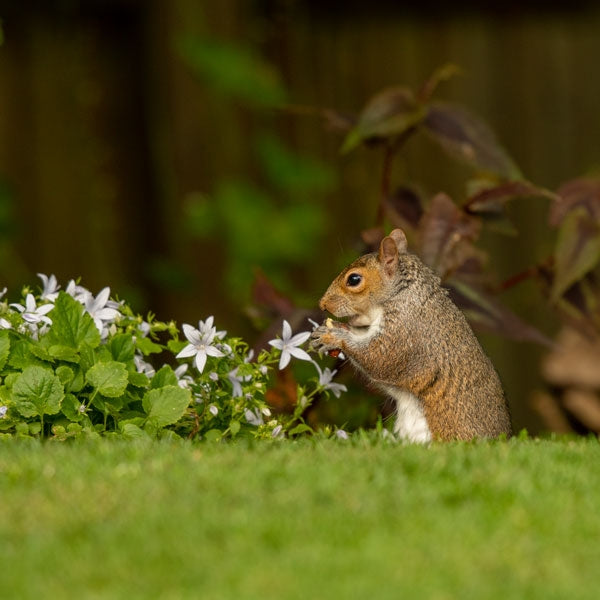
12,366,64,418
86,361,129,398
142,385,191,428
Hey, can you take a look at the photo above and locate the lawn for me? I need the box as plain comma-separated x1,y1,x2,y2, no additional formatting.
1,436,599,599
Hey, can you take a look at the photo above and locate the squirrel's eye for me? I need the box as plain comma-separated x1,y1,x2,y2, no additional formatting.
346,273,363,288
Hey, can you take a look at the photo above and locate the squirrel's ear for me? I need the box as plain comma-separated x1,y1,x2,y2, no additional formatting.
379,229,407,277
379,237,398,277
388,229,408,253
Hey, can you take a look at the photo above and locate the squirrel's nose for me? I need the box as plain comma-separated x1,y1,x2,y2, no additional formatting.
319,297,327,312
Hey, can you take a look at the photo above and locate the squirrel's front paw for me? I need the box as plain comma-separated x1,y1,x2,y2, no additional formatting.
310,325,344,356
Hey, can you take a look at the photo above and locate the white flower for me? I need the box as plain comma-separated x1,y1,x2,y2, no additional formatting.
336,429,349,440
227,367,244,398
313,363,347,398
0,405,7,418
197,316,226,340
209,404,219,416
174,364,194,389
0,318,12,330
11,294,53,326
245,408,263,426
272,424,284,438
176,323,224,373
84,287,121,337
138,321,151,337
65,280,92,303
134,354,156,378
268,320,312,370
38,273,60,301
0,287,7,300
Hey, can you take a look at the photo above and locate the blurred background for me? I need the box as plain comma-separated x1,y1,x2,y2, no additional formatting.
1,0,600,434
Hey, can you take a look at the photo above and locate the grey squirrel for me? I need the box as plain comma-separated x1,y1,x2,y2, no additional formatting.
310,228,512,442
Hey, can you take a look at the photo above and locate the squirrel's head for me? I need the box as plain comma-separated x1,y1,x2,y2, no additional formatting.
319,229,409,328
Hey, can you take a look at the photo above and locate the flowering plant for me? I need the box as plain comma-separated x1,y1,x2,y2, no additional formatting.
0,276,347,441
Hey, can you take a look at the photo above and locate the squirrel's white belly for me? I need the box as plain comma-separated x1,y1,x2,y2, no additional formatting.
384,386,432,443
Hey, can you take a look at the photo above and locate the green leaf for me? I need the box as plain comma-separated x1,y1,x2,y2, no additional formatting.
55,365,74,386
61,393,85,422
203,429,222,442
167,339,187,355
552,208,600,302
142,385,191,428
85,361,129,398
12,366,64,418
68,368,85,393
8,340,45,370
136,336,164,356
150,365,178,389
47,292,101,350
256,134,335,194
30,344,53,362
78,343,96,372
288,423,313,436
48,345,80,363
424,102,522,179
341,87,426,154
0,330,10,371
178,36,286,108
120,422,151,440
128,371,150,388
229,420,241,437
110,334,136,362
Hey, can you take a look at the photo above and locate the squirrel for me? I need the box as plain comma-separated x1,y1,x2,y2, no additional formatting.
310,228,512,442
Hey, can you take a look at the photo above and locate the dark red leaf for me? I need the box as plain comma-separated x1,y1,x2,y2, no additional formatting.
418,193,481,278
423,102,521,179
384,186,424,232
466,181,557,215
550,177,600,227
341,87,426,153
448,279,553,347
465,180,557,235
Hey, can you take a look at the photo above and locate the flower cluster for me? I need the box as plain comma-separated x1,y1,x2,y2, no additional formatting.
1,274,122,341
0,275,349,441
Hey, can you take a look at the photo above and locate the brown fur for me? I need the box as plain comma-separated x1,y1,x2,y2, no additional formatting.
310,229,511,441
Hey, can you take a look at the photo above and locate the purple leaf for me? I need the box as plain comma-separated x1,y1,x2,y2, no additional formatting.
550,177,600,227
418,193,481,278
384,186,424,232
424,102,521,179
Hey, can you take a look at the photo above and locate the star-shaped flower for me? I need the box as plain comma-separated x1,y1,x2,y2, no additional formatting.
176,323,224,373
268,320,311,370
38,273,60,302
197,316,227,340
313,363,347,398
84,287,121,337
10,294,53,326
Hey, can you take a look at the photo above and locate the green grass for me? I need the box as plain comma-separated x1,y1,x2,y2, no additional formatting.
1,436,599,599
